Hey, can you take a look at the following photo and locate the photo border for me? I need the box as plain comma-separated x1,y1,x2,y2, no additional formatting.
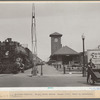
0,0,100,100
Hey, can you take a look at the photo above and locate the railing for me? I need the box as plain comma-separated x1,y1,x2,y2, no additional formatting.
53,64,82,73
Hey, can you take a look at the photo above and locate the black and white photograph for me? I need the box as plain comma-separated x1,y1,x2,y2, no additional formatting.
0,1,100,88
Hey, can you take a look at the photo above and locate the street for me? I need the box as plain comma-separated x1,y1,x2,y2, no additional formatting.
0,64,100,87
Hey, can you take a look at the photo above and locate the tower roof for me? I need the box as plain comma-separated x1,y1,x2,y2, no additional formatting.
49,32,62,37
53,46,78,55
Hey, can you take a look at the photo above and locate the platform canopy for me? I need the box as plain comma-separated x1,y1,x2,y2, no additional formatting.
53,46,78,55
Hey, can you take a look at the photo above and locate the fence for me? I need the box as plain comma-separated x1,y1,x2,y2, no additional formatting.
53,64,82,72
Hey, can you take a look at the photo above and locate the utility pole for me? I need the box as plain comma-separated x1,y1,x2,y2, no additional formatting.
31,3,37,76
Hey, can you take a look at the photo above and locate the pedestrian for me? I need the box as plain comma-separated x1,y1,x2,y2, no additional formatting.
87,58,95,83
88,58,95,68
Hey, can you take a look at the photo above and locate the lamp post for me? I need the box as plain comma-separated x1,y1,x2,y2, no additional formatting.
82,34,86,77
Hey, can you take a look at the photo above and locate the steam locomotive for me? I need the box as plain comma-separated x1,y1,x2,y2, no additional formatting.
0,38,34,74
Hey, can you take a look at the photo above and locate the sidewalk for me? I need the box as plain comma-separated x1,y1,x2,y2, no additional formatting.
0,65,88,87
37,64,62,76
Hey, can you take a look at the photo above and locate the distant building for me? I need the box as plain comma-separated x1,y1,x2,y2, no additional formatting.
49,32,79,65
49,32,62,55
50,45,80,65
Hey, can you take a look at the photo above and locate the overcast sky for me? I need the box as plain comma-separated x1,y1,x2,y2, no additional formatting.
0,2,100,61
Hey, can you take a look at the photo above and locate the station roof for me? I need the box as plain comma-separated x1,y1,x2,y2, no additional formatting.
49,32,62,37
53,46,78,55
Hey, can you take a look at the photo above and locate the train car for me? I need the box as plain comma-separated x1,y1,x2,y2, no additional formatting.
0,38,34,74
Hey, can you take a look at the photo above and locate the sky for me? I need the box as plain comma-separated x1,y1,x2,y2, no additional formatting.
0,2,100,61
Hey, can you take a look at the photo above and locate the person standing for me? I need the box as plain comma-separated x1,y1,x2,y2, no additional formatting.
87,58,95,83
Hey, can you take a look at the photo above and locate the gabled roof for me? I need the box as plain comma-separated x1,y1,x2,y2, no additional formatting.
53,46,78,55
49,32,62,37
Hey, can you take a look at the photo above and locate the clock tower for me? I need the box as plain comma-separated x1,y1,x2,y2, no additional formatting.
49,32,62,55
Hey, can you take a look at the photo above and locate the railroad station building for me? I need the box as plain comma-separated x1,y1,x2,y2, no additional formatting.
49,32,80,66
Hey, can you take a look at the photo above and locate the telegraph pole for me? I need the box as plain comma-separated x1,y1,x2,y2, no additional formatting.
31,3,37,76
